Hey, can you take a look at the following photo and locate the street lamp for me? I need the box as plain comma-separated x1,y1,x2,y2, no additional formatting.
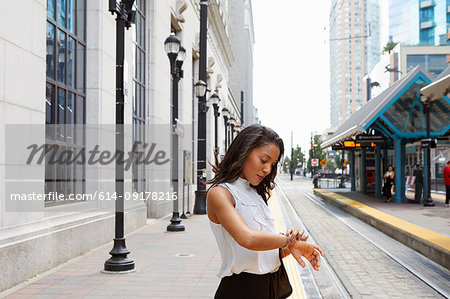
194,80,207,98
228,115,236,143
235,124,241,134
221,107,230,151
104,0,136,273
193,0,210,215
210,93,221,154
164,33,186,231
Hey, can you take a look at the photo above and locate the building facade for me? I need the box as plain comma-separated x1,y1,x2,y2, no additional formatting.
329,0,381,128
389,0,450,46
0,0,254,292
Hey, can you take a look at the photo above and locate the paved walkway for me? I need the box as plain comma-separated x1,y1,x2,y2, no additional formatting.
2,194,307,298
2,215,221,298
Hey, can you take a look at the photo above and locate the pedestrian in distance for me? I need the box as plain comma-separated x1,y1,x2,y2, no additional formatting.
207,124,324,299
444,160,450,207
383,165,395,203
413,164,423,203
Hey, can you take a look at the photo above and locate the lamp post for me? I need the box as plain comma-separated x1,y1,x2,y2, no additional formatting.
227,115,236,144
165,33,186,231
221,107,230,151
193,0,209,215
290,132,293,181
104,0,136,272
210,93,221,155
193,79,207,214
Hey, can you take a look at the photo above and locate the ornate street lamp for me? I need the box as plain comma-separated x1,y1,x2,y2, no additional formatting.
227,115,236,144
210,93,221,154
193,0,210,215
221,107,230,151
164,33,186,231
194,80,207,98
104,0,136,273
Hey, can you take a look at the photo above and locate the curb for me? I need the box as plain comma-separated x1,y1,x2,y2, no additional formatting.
313,189,450,270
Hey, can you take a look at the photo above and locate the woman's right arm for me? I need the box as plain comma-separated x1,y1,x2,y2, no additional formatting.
207,186,288,251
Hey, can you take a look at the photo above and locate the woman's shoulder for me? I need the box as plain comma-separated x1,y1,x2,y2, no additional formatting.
207,185,235,206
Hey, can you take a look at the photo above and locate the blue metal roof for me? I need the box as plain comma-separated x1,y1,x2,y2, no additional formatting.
323,65,449,147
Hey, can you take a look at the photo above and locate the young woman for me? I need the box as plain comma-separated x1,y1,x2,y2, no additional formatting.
207,124,324,299
383,165,395,203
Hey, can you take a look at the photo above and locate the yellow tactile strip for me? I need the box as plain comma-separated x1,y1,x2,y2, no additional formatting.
316,189,450,253
268,192,306,299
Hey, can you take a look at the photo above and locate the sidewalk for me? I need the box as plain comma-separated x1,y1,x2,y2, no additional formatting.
1,215,221,298
2,196,307,298
313,188,450,270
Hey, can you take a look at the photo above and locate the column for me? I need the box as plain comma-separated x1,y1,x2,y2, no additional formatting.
361,147,367,194
375,145,382,198
351,149,356,191
394,138,402,203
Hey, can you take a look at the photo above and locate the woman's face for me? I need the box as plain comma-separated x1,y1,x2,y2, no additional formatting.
240,143,280,186
388,166,393,171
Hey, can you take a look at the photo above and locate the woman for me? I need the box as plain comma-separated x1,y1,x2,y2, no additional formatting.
207,124,324,299
383,165,395,203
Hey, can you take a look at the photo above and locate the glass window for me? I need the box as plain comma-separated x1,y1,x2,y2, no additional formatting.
46,0,86,203
67,92,74,142
47,0,55,19
77,0,85,40
46,83,55,139
46,22,55,79
68,37,75,88
57,88,65,140
133,0,146,193
57,0,66,27
57,29,66,83
68,0,75,33
76,43,85,92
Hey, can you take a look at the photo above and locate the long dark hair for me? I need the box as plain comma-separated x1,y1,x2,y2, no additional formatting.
207,124,284,203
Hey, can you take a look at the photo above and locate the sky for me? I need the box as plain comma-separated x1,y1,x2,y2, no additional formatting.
252,1,332,158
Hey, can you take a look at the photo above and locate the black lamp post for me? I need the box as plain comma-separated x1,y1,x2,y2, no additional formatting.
193,0,210,215
221,107,230,151
104,0,136,273
165,33,186,231
227,115,236,144
210,93,221,154
193,78,208,214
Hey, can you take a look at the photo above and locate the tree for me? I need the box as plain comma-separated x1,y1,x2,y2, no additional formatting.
383,41,398,54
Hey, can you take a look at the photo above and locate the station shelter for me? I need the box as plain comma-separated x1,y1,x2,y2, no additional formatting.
322,66,450,202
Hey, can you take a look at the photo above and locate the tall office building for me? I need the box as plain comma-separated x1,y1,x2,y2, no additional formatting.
329,0,381,128
390,0,450,46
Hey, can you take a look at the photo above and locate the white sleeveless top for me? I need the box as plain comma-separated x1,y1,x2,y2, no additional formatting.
208,177,281,278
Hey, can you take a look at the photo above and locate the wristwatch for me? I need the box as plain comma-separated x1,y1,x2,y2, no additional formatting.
280,233,289,249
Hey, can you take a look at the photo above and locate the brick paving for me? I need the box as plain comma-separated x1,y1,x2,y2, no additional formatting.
2,215,221,298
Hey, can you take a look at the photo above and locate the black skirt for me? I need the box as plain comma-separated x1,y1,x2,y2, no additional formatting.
214,271,272,299
214,264,292,299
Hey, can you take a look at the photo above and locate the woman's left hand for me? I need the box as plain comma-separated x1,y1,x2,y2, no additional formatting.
280,228,309,258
